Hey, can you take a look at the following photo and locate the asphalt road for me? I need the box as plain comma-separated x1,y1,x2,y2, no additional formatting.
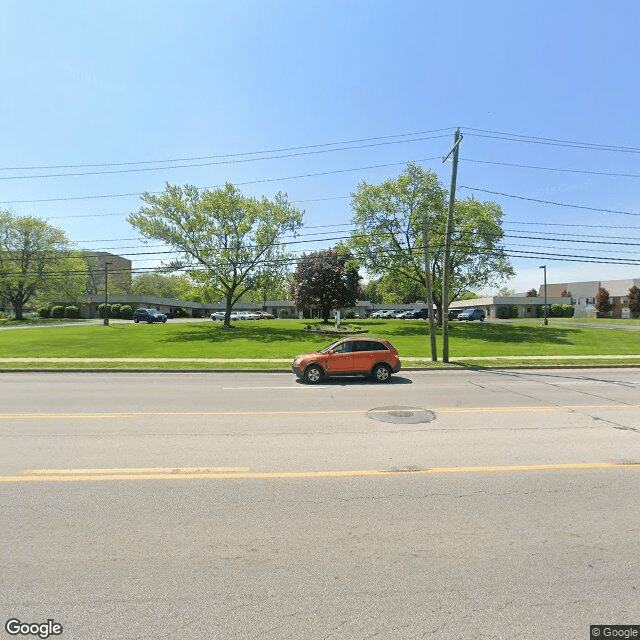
1,369,639,639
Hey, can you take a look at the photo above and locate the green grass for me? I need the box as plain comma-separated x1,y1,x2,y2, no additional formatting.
548,316,640,326
0,318,639,366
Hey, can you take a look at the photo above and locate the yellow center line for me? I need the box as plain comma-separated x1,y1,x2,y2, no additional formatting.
0,404,639,420
0,462,638,483
24,466,251,475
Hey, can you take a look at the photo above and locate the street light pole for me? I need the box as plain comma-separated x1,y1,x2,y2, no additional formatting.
539,264,548,325
104,261,112,326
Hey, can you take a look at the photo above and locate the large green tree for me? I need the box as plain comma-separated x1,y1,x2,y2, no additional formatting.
350,162,515,323
130,272,195,299
0,211,86,319
128,183,303,326
291,246,360,322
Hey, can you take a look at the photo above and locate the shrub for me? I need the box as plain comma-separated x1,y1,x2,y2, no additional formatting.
344,309,356,319
51,305,65,318
38,307,51,318
119,305,133,320
550,304,564,318
64,306,80,319
98,303,111,319
110,303,122,318
279,309,289,318
497,305,519,319
536,303,574,318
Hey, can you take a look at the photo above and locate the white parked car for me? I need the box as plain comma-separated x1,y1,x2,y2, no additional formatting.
210,311,226,321
235,311,260,320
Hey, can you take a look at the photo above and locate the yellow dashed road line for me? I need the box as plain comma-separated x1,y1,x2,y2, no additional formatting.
1,403,639,420
1,462,637,483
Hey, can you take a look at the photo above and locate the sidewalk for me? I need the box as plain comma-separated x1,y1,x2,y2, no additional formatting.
1,355,639,363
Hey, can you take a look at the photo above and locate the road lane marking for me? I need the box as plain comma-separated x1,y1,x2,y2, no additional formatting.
1,462,638,483
1,404,640,420
24,466,251,475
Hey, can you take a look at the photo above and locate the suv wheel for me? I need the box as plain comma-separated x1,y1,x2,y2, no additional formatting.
304,364,323,384
372,364,391,383
133,318,139,323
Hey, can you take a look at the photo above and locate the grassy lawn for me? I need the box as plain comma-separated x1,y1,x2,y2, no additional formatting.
0,319,639,368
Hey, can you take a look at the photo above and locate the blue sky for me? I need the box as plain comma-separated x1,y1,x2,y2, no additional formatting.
1,0,639,293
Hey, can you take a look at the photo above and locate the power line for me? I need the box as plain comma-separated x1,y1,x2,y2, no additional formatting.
463,157,640,179
0,157,442,204
0,135,451,181
462,128,640,154
0,128,454,171
460,185,640,217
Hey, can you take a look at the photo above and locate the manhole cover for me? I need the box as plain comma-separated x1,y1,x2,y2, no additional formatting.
367,405,436,424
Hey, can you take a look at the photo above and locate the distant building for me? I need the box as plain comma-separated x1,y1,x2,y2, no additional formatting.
86,252,132,294
539,278,640,318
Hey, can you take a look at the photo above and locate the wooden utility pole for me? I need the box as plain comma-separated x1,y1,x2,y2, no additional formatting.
442,128,462,363
103,261,112,326
423,216,438,361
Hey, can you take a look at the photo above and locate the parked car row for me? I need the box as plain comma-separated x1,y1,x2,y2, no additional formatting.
369,307,486,321
370,308,430,319
210,311,275,321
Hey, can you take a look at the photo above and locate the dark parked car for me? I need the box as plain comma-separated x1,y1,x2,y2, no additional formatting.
448,308,463,320
292,337,401,384
458,308,485,322
407,307,430,319
133,308,167,323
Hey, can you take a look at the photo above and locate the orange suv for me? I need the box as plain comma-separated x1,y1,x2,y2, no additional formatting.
292,337,401,384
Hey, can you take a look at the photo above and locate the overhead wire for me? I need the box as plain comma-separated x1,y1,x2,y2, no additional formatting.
0,134,452,181
0,128,455,171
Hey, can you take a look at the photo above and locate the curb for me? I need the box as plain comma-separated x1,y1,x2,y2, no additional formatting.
1,364,639,374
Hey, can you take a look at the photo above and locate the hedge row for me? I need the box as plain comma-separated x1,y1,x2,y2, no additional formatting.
536,304,575,318
98,304,133,319
38,306,81,319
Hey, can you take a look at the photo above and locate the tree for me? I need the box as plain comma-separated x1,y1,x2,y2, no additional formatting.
349,162,515,324
0,211,85,320
526,288,538,297
369,273,423,305
361,280,383,304
628,285,640,318
291,246,360,322
128,183,303,327
595,287,613,316
130,272,194,299
241,267,291,305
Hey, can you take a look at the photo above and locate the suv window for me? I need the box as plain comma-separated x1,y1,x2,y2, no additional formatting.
354,340,388,352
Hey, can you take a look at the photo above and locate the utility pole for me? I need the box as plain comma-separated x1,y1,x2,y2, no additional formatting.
423,216,438,361
441,128,462,363
103,261,112,326
539,264,548,325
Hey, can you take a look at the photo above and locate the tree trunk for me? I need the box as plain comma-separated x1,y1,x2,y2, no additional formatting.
223,291,233,328
14,300,23,321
